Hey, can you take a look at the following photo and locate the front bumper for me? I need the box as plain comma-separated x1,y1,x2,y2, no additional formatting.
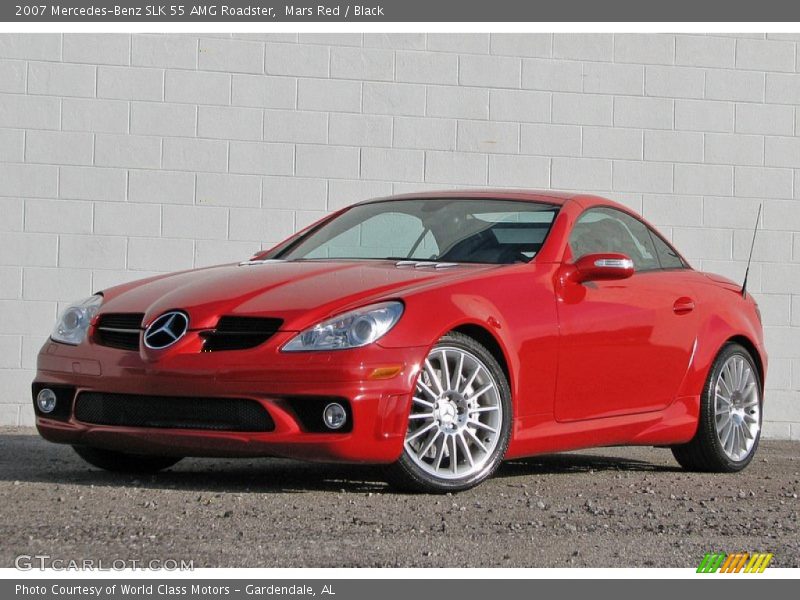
33,332,426,463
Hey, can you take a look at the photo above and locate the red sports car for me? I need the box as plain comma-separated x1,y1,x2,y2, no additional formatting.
33,191,766,492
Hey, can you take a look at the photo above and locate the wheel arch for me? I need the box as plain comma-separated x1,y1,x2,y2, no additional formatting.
681,329,766,404
725,334,766,393
450,323,512,391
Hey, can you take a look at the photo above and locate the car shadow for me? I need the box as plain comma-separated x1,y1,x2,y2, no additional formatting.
0,432,679,494
0,430,390,493
498,452,682,477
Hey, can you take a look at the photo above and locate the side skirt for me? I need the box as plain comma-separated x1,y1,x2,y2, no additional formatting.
505,395,700,459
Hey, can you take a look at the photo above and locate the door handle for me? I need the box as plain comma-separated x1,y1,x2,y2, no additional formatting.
673,297,695,314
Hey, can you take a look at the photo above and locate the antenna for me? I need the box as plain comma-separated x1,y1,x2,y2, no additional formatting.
741,204,762,298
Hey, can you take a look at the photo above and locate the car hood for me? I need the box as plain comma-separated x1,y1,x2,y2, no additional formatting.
99,260,497,330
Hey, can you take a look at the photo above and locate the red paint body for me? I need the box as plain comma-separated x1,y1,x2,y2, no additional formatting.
34,191,767,464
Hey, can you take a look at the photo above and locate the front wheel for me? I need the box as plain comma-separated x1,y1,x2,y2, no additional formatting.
672,343,762,472
388,332,512,493
72,445,183,473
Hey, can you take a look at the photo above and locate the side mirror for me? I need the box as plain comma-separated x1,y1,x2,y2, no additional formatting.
573,253,634,283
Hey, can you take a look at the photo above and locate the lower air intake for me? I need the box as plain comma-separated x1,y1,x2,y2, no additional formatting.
74,393,274,432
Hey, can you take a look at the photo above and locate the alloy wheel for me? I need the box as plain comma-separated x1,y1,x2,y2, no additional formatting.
713,353,761,462
404,346,503,480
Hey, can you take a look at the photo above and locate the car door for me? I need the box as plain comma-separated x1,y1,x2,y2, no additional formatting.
554,207,699,422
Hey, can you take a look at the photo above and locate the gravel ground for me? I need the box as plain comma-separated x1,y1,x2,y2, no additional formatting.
1,428,798,568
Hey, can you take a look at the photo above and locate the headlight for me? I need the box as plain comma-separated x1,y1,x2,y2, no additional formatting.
282,301,404,352
51,294,103,345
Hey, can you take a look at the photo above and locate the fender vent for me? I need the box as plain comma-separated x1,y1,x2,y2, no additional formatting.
200,316,283,352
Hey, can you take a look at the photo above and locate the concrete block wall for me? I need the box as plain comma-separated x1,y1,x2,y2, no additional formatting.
0,32,798,438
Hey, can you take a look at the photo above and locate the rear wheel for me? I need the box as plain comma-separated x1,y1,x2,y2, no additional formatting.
672,343,762,472
388,332,512,493
72,445,182,473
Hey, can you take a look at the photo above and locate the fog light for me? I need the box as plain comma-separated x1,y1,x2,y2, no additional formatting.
36,388,57,414
323,403,347,430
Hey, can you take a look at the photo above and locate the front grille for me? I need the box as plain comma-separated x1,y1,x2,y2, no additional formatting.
96,313,144,330
94,313,144,351
200,316,283,352
75,392,275,432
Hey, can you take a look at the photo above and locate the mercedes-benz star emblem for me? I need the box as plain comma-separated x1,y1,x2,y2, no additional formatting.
143,311,189,349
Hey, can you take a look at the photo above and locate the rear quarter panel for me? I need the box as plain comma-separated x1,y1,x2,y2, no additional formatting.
679,272,767,402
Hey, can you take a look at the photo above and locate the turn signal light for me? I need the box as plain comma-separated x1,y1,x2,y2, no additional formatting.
368,365,403,380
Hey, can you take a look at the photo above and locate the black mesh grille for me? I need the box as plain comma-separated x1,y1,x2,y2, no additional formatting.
75,392,274,432
200,316,283,352
94,313,144,351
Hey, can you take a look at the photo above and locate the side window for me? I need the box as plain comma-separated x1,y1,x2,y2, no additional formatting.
649,230,686,269
569,208,660,271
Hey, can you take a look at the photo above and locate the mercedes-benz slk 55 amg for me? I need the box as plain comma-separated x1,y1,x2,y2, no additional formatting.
33,191,766,492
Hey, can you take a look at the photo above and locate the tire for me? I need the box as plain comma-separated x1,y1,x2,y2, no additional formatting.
387,332,512,493
672,342,762,472
72,445,182,474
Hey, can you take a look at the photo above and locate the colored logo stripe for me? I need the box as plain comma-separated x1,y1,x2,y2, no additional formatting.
697,553,726,573
720,553,748,573
697,552,773,573
744,553,773,573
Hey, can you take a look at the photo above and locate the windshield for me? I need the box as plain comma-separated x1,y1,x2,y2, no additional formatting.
273,199,559,265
